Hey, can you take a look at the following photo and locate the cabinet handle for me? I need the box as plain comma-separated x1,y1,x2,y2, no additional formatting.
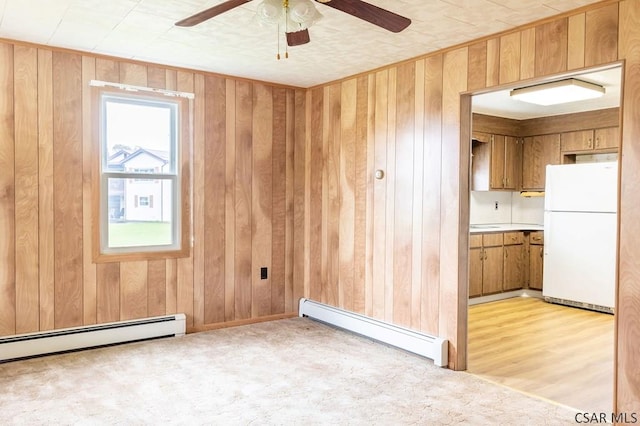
484,251,488,260
480,250,484,260
588,138,593,148
595,137,600,148
505,250,508,258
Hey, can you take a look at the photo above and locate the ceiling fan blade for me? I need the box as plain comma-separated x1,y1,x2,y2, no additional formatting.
286,29,311,47
175,0,250,27
318,0,411,33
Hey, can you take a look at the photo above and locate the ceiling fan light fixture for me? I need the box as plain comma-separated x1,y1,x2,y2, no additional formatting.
256,0,283,25
289,0,322,25
510,78,605,106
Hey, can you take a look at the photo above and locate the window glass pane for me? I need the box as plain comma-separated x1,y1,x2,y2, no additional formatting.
104,99,175,173
107,178,174,248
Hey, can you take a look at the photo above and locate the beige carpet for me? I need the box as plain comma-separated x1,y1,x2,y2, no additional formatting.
0,318,578,425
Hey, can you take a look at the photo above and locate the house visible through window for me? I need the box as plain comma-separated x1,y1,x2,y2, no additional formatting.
94,86,190,261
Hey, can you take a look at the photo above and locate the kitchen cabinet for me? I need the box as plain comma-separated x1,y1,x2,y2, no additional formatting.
491,136,521,190
469,233,504,297
521,134,561,190
528,231,544,290
561,127,619,153
470,230,543,298
503,232,526,291
469,235,483,298
471,132,521,191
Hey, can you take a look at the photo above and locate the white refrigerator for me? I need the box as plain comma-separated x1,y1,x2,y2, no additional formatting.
542,161,617,313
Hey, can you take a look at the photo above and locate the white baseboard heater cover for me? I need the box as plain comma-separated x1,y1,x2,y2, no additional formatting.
0,314,186,362
299,299,448,367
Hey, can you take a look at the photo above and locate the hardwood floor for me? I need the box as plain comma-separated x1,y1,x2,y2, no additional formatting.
467,297,614,413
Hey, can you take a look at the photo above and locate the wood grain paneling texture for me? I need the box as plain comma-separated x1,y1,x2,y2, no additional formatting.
300,1,637,393
617,0,640,414
1,0,638,413
0,40,301,338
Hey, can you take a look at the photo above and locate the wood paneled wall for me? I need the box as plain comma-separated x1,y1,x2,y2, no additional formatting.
301,0,639,412
0,0,638,415
0,41,303,336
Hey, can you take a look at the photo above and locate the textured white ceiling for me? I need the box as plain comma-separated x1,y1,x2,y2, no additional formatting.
0,0,604,88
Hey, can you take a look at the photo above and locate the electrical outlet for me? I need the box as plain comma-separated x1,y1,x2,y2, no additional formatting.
494,201,499,210
260,267,268,280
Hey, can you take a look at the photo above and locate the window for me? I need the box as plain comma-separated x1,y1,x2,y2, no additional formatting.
93,85,191,262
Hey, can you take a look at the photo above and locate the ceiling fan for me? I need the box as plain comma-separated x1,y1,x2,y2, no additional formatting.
175,0,411,47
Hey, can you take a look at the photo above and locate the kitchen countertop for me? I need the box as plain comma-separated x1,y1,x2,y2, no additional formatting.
469,223,544,234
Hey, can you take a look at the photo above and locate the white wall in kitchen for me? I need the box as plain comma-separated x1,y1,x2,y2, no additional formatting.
470,191,544,225
511,193,544,224
470,191,512,224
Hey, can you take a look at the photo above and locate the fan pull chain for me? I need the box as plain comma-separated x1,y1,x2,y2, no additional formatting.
277,24,281,60
284,0,289,59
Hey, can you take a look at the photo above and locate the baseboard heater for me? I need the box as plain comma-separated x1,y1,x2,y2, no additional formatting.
0,314,186,363
544,296,614,315
298,299,448,367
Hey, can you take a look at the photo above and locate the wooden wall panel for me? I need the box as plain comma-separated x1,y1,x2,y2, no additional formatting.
440,47,468,369
354,75,371,316
339,79,356,312
499,32,521,84
535,18,568,76
568,13,586,70
96,263,120,323
81,55,97,326
53,51,84,329
422,54,443,337
585,3,619,67
224,80,236,321
292,89,307,307
176,71,195,329
251,83,273,318
0,41,300,339
411,60,425,331
147,260,166,317
271,87,287,314
0,42,16,336
486,38,500,88
235,81,253,320
308,88,323,303
372,70,388,320
393,62,415,328
467,42,487,91
384,69,397,324
203,75,226,324
192,74,206,326
14,45,39,334
120,261,147,320
520,28,536,80
283,90,295,313
38,48,55,332
616,0,640,414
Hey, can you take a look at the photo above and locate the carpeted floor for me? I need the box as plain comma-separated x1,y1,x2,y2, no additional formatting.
0,317,579,425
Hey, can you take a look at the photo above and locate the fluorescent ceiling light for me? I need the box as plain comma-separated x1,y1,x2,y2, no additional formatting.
510,78,605,106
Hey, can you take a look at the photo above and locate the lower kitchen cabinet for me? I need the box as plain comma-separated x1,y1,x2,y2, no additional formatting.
469,233,504,297
504,244,526,291
483,246,504,294
528,231,544,290
469,230,542,298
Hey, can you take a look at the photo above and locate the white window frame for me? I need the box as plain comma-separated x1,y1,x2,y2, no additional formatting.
92,84,192,262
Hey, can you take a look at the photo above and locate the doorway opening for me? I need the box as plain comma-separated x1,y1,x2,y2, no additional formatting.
465,64,622,412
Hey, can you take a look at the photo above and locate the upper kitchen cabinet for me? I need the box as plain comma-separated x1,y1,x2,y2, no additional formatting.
471,114,521,191
561,126,619,153
491,135,521,190
521,134,561,191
